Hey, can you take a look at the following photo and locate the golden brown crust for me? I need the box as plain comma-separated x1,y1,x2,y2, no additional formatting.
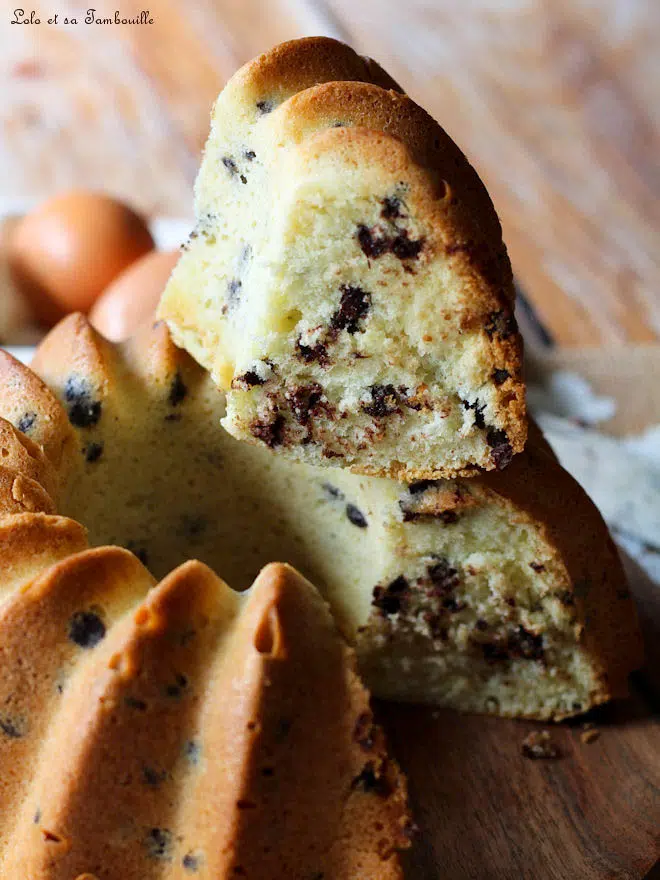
0,552,411,876
0,546,156,856
31,311,117,401
0,417,58,500
177,561,410,878
228,35,402,109
0,513,87,601
0,464,55,517
0,348,77,475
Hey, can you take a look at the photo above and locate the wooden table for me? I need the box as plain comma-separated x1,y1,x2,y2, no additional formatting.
2,4,659,877
2,0,659,345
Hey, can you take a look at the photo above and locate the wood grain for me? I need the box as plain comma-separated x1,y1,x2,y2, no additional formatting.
322,0,660,346
1,1,659,344
380,553,660,880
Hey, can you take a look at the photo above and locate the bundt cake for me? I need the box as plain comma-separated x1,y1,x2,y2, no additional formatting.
158,37,526,481
0,527,411,878
3,313,641,720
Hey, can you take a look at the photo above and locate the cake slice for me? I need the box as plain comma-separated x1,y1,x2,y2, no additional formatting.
158,37,526,480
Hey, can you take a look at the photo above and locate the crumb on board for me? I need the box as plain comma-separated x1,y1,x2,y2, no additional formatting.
521,729,561,759
580,723,600,745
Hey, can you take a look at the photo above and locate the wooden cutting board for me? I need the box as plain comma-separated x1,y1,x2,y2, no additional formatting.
379,554,660,879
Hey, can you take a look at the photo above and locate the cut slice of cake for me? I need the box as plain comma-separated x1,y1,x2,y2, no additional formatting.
158,37,526,480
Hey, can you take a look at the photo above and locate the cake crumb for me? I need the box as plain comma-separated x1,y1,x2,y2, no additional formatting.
580,723,600,745
521,729,561,759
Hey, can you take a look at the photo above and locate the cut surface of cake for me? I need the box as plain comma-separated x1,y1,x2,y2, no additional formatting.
158,36,526,480
0,530,411,878
5,313,641,720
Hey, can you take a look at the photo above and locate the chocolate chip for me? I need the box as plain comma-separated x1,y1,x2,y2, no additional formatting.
239,243,252,265
361,384,400,418
493,368,510,385
165,673,189,699
481,626,544,663
226,278,242,311
485,310,517,340
322,482,344,500
408,480,436,495
295,338,329,366
373,575,409,615
250,411,285,448
222,156,247,183
331,285,372,334
357,225,389,258
64,376,102,428
179,514,207,540
144,828,173,860
143,766,167,786
183,852,202,872
244,150,256,161
426,558,459,595
169,372,188,407
184,212,217,250
381,195,402,219
486,428,513,469
17,412,36,434
530,562,545,573
84,441,103,463
0,716,23,739
125,696,148,711
286,383,326,426
357,224,424,261
351,762,393,797
232,370,265,390
437,510,459,524
475,619,489,632
184,739,201,765
462,398,486,430
256,99,273,115
391,231,424,260
68,611,106,649
346,504,368,528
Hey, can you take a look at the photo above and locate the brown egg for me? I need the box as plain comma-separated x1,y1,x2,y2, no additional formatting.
89,250,180,341
7,191,155,326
